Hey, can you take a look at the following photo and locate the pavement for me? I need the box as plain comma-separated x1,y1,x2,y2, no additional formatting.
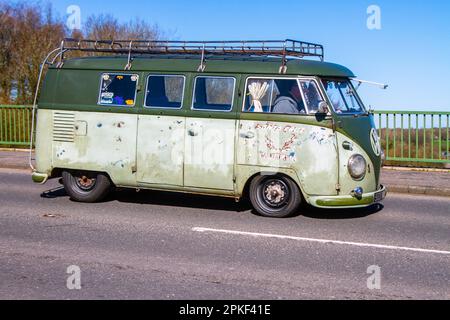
0,149,449,197
0,169,449,299
381,167,450,197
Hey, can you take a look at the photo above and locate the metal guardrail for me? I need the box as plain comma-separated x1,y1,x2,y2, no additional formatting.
1,106,449,165
0,105,33,147
373,111,450,164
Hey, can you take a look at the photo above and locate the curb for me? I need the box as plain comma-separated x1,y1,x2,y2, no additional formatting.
0,167,31,173
0,164,31,170
383,166,450,173
387,185,450,197
0,148,32,153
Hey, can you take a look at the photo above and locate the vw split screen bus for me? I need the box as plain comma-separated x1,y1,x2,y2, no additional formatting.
30,39,386,218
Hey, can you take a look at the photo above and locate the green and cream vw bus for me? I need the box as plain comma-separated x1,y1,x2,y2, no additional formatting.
30,39,386,218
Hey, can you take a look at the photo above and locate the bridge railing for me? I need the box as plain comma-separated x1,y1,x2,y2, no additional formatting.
0,105,33,147
1,105,449,166
373,111,450,165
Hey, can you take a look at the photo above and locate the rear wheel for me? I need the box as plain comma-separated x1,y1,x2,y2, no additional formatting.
249,175,302,218
62,170,113,203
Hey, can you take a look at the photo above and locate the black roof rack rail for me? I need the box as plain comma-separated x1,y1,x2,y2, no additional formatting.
57,38,325,73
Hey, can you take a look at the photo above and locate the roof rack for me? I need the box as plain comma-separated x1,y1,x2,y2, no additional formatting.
57,38,325,73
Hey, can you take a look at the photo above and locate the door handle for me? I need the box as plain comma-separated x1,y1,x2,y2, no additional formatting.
188,129,199,137
240,131,255,139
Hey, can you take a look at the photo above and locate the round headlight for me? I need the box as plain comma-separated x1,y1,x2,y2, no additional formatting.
348,154,367,180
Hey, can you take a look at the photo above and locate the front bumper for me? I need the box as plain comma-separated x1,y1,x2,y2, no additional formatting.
309,185,387,209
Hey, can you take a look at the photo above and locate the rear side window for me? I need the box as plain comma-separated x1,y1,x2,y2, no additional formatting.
193,76,235,111
99,73,138,107
145,75,185,109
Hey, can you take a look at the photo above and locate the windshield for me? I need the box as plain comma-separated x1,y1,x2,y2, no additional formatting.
321,79,366,114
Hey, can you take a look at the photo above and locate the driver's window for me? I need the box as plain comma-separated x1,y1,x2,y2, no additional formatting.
322,80,348,113
299,80,322,113
243,78,310,115
339,82,361,112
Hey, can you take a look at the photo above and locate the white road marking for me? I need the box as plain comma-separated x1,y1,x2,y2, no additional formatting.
192,227,450,256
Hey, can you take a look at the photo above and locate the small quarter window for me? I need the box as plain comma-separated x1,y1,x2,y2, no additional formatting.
99,73,138,107
145,75,185,109
193,77,235,111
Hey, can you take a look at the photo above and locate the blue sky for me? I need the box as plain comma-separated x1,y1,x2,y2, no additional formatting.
45,0,450,111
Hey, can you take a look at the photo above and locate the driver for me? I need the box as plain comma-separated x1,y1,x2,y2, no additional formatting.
272,81,306,114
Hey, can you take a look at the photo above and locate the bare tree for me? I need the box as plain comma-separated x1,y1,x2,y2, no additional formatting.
0,2,162,104
0,1,65,104
0,3,16,103
84,14,161,40
122,18,161,40
84,14,123,40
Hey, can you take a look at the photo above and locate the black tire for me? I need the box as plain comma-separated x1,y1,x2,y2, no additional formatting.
249,175,302,218
62,170,113,203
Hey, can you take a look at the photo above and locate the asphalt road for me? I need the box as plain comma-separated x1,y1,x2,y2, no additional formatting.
0,168,449,300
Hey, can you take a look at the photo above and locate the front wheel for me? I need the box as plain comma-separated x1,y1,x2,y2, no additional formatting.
62,170,113,203
249,175,302,218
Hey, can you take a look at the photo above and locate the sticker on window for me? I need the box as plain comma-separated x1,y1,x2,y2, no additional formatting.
98,73,138,107
100,92,114,104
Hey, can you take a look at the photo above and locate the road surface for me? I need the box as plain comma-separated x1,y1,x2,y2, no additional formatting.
0,168,449,300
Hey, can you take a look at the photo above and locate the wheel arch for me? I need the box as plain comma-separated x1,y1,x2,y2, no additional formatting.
52,167,115,186
239,169,307,203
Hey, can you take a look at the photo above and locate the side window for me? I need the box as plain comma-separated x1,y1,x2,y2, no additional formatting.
244,79,277,113
99,73,138,107
193,77,235,111
244,78,307,115
145,75,185,109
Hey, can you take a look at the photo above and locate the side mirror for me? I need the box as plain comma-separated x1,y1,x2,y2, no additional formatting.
318,101,329,114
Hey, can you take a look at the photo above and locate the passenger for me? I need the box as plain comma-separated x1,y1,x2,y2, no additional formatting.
272,81,306,114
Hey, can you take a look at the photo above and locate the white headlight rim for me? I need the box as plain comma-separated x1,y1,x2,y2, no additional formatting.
348,154,367,180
